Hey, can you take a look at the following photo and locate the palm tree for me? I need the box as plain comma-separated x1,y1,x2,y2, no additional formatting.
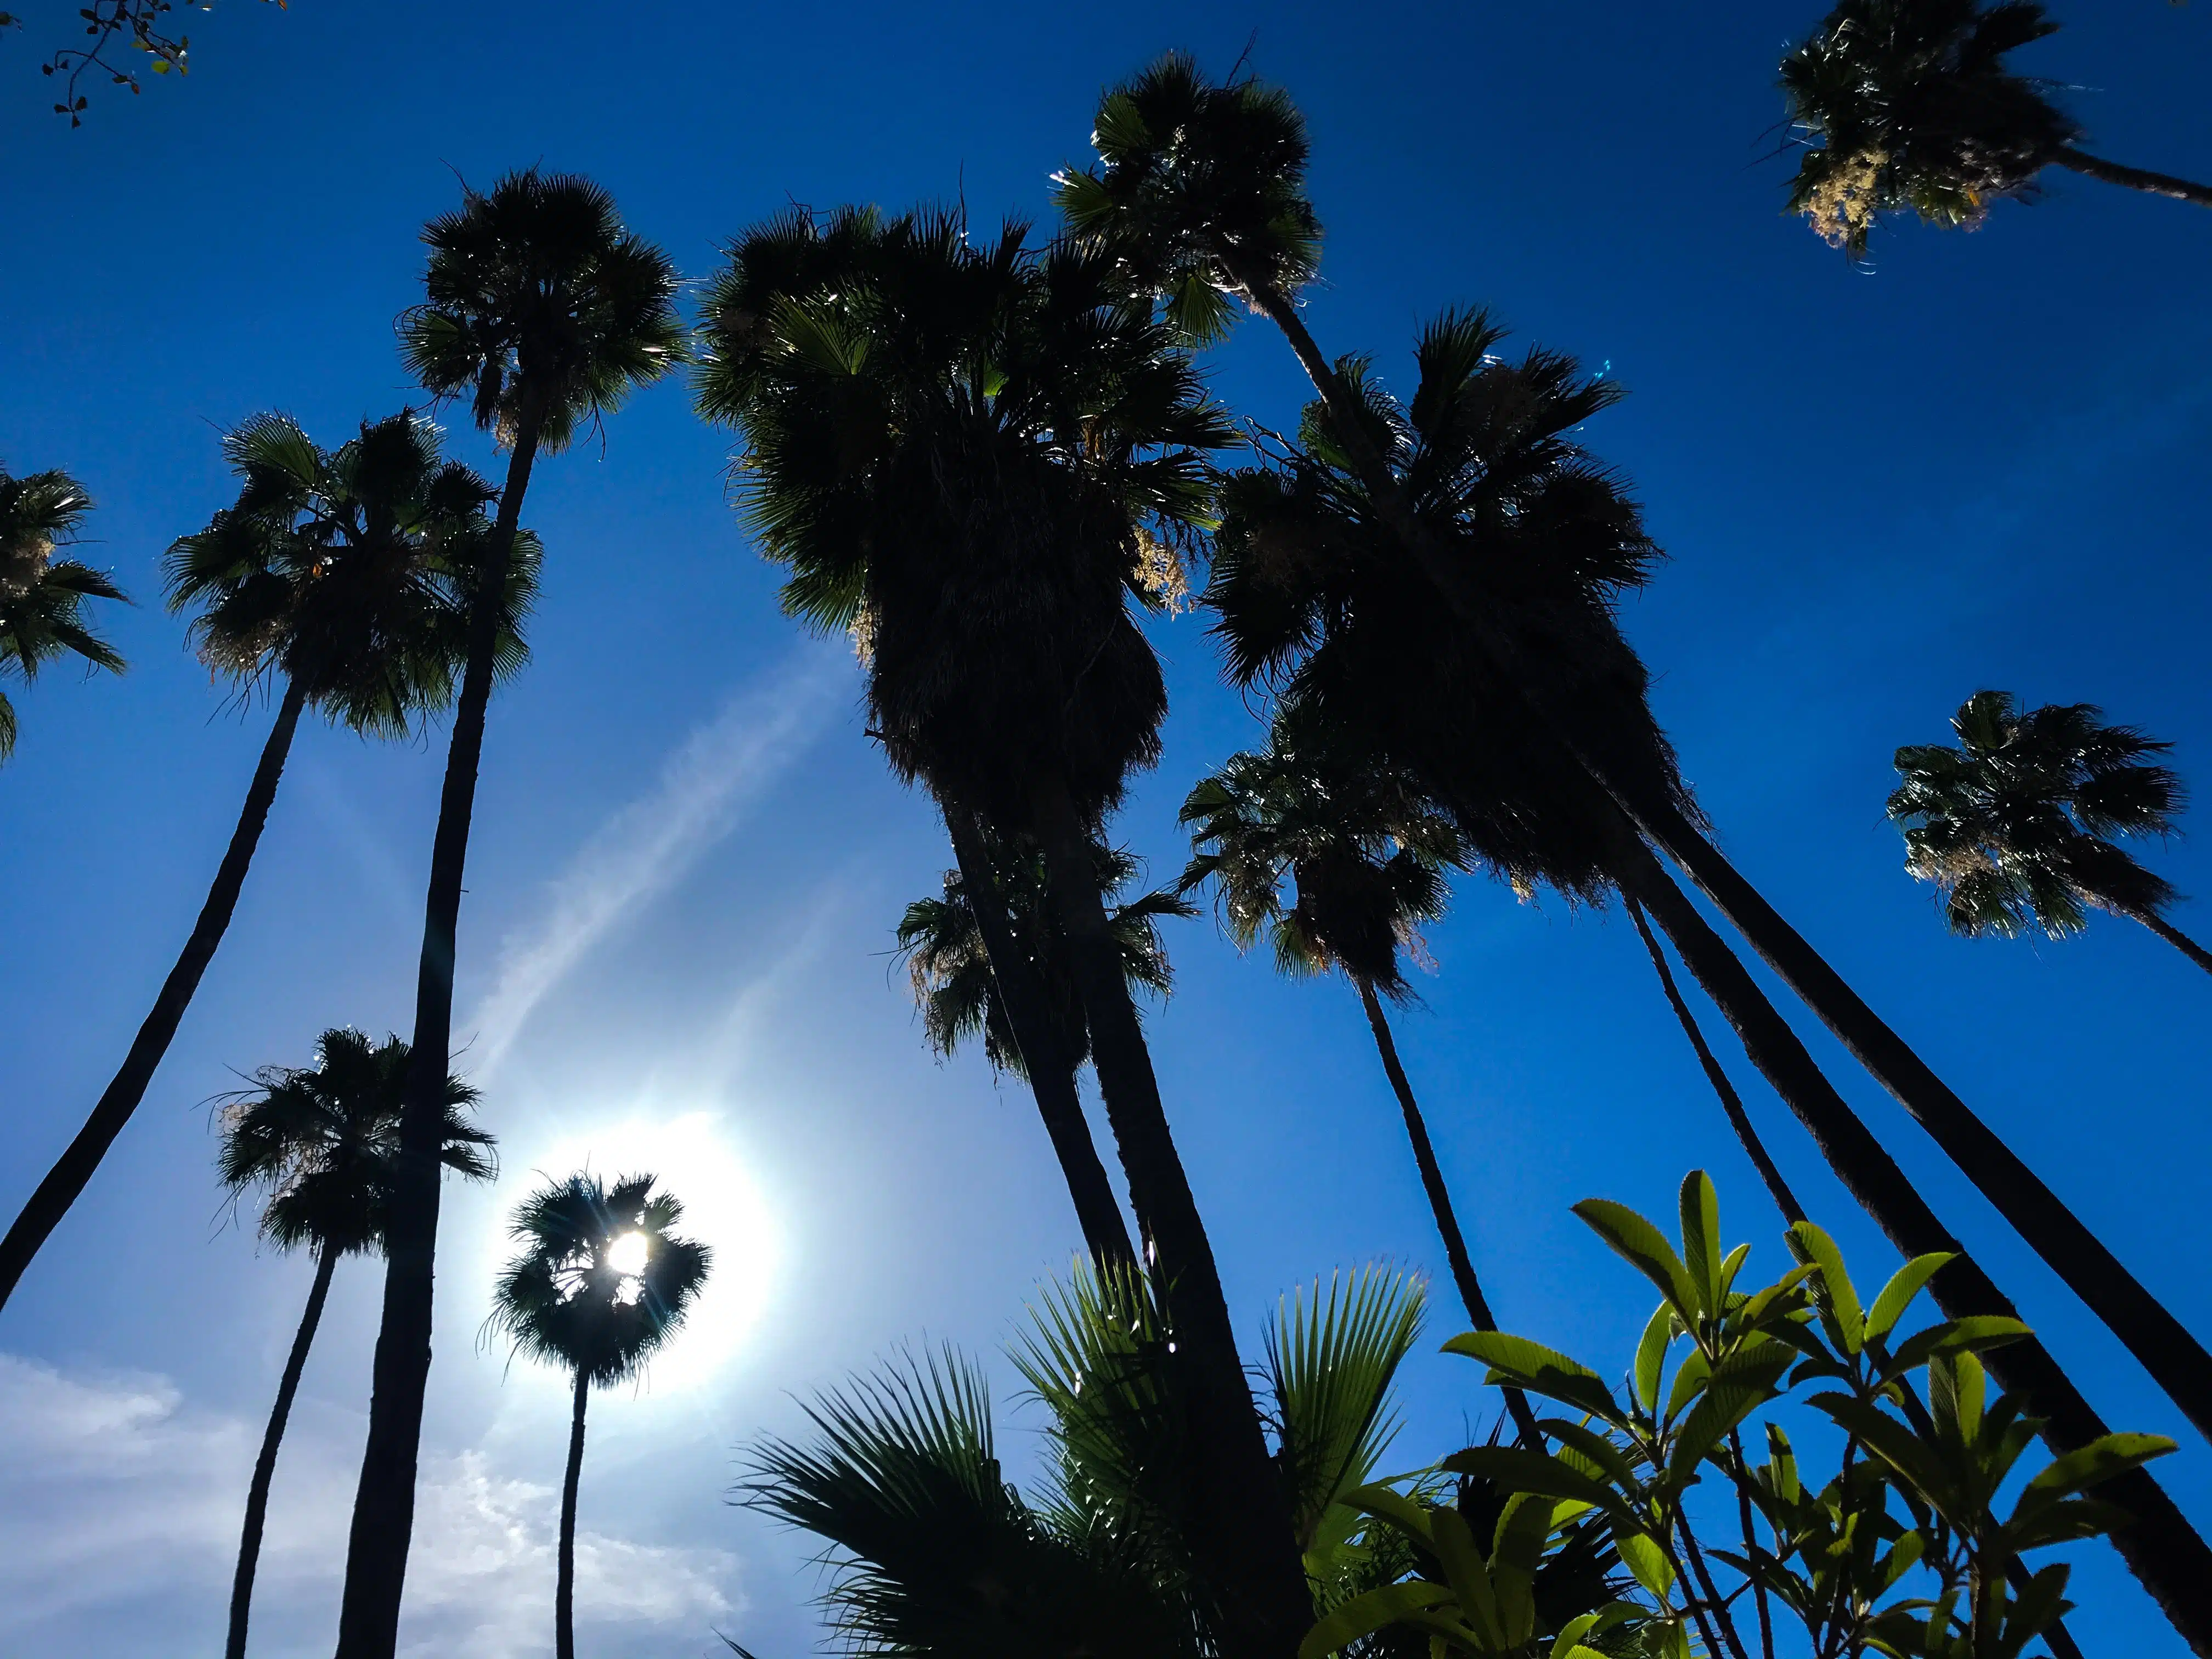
1200,323,2212,1645
488,1172,709,1659
0,462,126,759
338,171,681,1659
897,831,1195,1269
215,1028,494,1659
1779,0,2212,256
696,206,1316,1659
1889,690,2211,975
1069,46,2212,1517
1177,714,1541,1448
0,413,531,1317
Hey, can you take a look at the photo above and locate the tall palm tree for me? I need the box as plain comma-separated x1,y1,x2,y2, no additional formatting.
1177,714,1540,1448
0,462,126,759
215,1028,494,1659
897,831,1194,1269
1889,690,2211,974
0,413,531,1316
488,1172,709,1659
1780,0,2212,256
337,171,681,1659
1066,47,2212,1513
1200,323,2212,1645
696,206,1316,1659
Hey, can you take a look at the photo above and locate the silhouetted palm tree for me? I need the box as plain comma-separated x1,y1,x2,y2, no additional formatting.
215,1029,493,1659
488,1173,709,1659
1177,713,1539,1447
696,206,1316,1659
0,413,529,1317
0,462,125,758
1890,690,2210,974
1780,0,2212,255
897,833,1193,1269
1200,319,2212,1640
338,171,681,1659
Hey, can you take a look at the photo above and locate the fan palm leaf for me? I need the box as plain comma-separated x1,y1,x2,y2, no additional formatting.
0,463,126,758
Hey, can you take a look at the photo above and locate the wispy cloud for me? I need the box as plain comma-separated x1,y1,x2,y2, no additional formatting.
466,646,851,1079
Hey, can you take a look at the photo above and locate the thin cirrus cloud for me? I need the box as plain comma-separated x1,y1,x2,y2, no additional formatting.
464,645,853,1081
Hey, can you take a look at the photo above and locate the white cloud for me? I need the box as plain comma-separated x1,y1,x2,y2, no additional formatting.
465,646,850,1079
0,1353,741,1659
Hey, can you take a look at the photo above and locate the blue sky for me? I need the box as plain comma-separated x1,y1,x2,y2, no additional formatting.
3,1,2209,1654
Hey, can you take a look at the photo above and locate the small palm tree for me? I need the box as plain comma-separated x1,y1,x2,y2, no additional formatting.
1178,713,1539,1446
897,832,1192,1269
0,413,531,1316
1781,0,2212,256
488,1173,710,1659
341,172,682,1658
0,462,126,759
1889,690,2209,975
215,1029,493,1659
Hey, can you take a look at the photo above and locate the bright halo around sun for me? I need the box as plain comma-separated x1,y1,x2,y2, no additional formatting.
502,1109,780,1393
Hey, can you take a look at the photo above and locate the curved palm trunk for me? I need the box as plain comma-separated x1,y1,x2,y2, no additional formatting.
942,803,1136,1270
2117,903,2212,978
1632,794,2212,1447
556,1370,589,1659
1028,778,1311,1659
1623,895,1804,1227
1352,976,1541,1448
335,404,543,1659
1614,832,2212,1650
227,1243,337,1659
0,675,308,1314
2053,147,2212,208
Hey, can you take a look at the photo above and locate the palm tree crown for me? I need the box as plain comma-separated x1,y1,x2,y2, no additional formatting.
401,170,685,452
1781,0,2078,252
218,1028,495,1258
0,462,127,758
488,1173,711,1387
896,833,1194,1080
1888,689,2191,938
165,411,539,732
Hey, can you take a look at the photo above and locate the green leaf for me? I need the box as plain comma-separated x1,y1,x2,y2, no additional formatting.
1338,1480,1438,1545
1616,1528,1676,1599
1663,1347,1712,1425
1633,1301,1673,1414
1678,1171,1723,1319
1429,1505,1506,1649
1717,1241,1752,1306
1667,1346,1792,1487
1736,1263,1817,1333
1577,1198,1700,1319
1442,1331,1624,1426
1786,1221,1863,1353
1538,1418,1639,1490
1888,1316,2031,1377
1864,1253,1954,1344
1299,1580,1456,1659
2020,1433,2176,1505
1439,1446,1640,1533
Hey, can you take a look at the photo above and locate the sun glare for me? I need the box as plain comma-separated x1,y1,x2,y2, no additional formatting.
605,1230,650,1278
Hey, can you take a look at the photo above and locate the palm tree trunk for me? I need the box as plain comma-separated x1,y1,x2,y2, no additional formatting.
1613,831,2212,1650
1028,776,1311,1659
227,1243,337,1659
556,1369,589,1659
335,400,544,1659
2118,903,2212,978
942,803,1136,1270
2053,147,2212,208
1630,793,2212,1447
1352,976,1541,1448
1622,894,1805,1226
0,675,308,1315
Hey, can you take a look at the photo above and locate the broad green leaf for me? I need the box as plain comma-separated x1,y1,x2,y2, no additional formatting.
1616,1528,1675,1599
1442,1331,1624,1426
1737,1263,1817,1333
1299,1579,1455,1659
2002,1561,2073,1659
1429,1505,1505,1649
1633,1301,1673,1414
1717,1241,1752,1307
1664,1347,1712,1425
2020,1433,2176,1505
1577,1198,1700,1319
1864,1253,1954,1344
1878,1528,1925,1591
1810,1393,1950,1506
1678,1172,1723,1319
1439,1446,1640,1533
1930,1350,1985,1443
1537,1418,1638,1489
1888,1315,2031,1377
1786,1221,1863,1353
1339,1480,1437,1545
1492,1494,1556,1645
1667,1346,1793,1487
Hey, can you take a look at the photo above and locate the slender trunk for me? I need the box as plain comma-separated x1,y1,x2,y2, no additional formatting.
1615,831,2212,1650
1726,1429,1776,1659
1634,795,2212,1448
1029,777,1310,1659
556,1370,588,1659
227,1244,338,1659
2121,904,2212,979
1623,894,1805,1226
941,802,1136,1271
335,404,543,1659
0,676,308,1314
1352,977,1540,1447
2053,146,2212,208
